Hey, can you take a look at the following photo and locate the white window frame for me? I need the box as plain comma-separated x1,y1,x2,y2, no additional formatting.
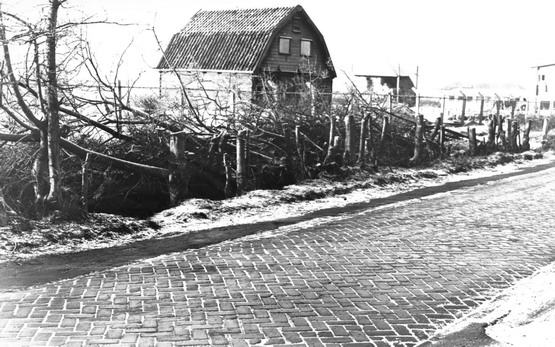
279,37,291,55
300,39,312,57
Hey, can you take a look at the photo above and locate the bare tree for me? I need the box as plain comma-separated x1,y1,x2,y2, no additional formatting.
0,1,175,215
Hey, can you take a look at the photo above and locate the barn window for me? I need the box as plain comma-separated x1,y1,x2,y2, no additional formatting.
540,101,550,110
292,16,301,32
279,37,291,54
301,39,311,57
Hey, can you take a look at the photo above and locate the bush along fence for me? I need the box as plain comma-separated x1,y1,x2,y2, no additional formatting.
75,95,553,217
3,83,552,220
144,104,472,207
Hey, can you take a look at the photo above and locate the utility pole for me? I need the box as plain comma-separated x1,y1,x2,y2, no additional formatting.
397,64,401,104
415,66,419,90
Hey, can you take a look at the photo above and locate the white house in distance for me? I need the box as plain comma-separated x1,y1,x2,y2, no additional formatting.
532,63,555,115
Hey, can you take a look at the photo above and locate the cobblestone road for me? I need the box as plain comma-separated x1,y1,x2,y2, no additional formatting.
1,167,555,347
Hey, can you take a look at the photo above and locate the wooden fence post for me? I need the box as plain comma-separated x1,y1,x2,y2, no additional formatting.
358,114,369,166
497,116,506,150
542,117,550,140
479,96,485,123
81,153,91,213
168,132,190,205
430,117,442,142
511,121,519,151
236,130,247,195
323,114,336,165
388,93,393,113
506,119,513,152
468,127,477,156
223,153,233,198
487,115,496,150
410,114,424,164
367,113,375,165
343,114,356,166
461,96,467,124
441,95,446,123
440,125,446,158
295,125,307,176
379,115,390,155
415,91,421,119
522,120,532,151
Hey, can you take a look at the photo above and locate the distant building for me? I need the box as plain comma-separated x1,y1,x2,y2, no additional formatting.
355,72,416,106
157,5,335,115
532,63,555,115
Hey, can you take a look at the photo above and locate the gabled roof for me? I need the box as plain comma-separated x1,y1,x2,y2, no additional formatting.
156,5,334,76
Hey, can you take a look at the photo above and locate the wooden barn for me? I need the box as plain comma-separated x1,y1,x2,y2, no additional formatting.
156,5,336,114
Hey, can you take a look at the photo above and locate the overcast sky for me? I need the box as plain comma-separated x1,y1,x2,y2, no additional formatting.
2,0,553,94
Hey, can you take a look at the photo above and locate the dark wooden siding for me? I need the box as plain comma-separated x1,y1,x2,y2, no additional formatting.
259,14,331,77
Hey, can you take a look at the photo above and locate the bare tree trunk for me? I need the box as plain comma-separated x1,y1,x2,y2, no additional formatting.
33,130,49,209
45,0,62,208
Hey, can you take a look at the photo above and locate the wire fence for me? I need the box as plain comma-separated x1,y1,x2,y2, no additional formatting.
68,81,554,122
